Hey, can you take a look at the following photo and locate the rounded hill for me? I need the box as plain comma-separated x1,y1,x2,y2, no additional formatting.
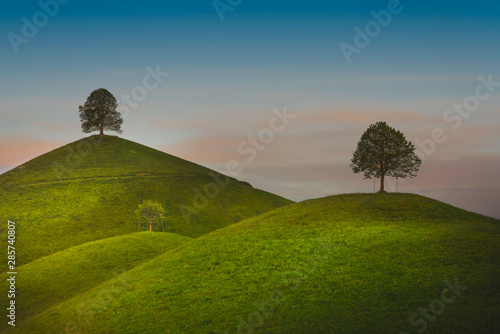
12,193,499,333
1,135,221,184
0,231,191,332
0,136,292,265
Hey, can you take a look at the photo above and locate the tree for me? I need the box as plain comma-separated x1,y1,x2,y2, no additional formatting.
79,88,123,136
135,200,165,232
350,121,422,192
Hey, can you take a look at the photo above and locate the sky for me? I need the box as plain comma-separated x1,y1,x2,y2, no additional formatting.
1,0,499,218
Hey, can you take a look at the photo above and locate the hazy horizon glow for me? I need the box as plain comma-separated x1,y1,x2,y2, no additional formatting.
1,0,499,218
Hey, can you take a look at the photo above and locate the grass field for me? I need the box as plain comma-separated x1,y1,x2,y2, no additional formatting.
6,193,498,333
0,135,292,265
0,232,191,332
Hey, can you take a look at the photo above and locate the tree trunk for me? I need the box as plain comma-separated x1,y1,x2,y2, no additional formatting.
149,222,152,232
380,173,385,192
99,127,103,136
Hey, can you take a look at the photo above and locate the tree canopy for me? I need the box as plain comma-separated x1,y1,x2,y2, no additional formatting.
79,88,123,136
135,200,165,232
350,121,422,192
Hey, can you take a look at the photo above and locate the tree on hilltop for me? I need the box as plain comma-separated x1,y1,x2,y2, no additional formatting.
350,121,422,192
79,88,123,136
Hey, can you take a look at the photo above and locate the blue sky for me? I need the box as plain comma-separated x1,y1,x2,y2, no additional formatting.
1,0,500,218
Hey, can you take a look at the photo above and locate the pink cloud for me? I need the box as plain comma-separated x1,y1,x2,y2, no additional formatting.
157,106,499,218
297,107,443,127
162,113,499,218
154,109,275,135
0,135,65,171
164,135,245,163
162,107,498,169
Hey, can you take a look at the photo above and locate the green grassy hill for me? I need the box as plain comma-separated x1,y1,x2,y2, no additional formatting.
9,193,499,333
0,232,191,332
0,135,292,265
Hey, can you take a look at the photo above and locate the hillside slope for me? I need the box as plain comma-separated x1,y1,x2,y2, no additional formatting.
0,135,292,265
0,232,191,332
10,193,499,333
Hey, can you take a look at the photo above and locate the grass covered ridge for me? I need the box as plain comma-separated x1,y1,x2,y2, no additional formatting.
0,232,191,332
0,136,292,265
10,193,499,333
